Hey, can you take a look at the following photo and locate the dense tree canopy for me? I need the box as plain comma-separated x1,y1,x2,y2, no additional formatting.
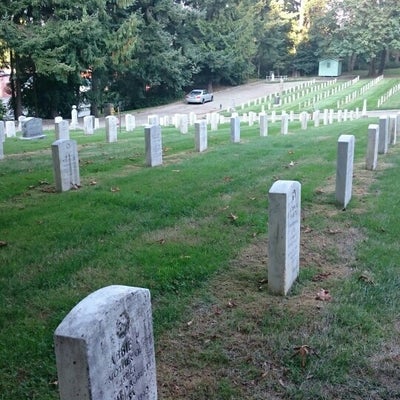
0,0,399,118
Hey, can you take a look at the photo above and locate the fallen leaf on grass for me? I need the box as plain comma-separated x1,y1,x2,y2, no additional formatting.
315,289,332,301
292,345,319,368
358,272,375,285
186,319,194,327
110,187,120,192
227,299,237,308
71,184,81,190
89,180,97,186
156,238,166,245
0,241,7,247
302,226,313,233
223,176,233,182
327,229,341,234
228,213,238,221
315,188,325,194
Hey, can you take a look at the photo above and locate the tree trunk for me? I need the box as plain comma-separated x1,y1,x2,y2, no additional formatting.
90,69,99,117
368,57,376,77
10,52,23,118
378,48,386,75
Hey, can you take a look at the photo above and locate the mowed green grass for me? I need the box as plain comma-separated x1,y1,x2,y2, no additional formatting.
1,77,400,398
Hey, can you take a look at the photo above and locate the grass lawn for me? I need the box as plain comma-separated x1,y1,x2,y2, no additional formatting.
1,77,400,399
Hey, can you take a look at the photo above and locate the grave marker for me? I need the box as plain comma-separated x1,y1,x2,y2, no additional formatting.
335,134,355,208
195,120,207,152
70,105,78,129
54,285,157,400
55,120,70,140
145,125,163,167
22,117,44,138
51,139,80,192
106,116,118,143
366,124,379,171
230,116,240,143
378,116,389,154
389,115,397,145
5,121,16,138
259,113,268,137
125,114,136,132
268,180,301,296
83,116,94,135
281,113,289,135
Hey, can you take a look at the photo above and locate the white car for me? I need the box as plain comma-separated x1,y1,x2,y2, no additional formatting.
185,89,213,104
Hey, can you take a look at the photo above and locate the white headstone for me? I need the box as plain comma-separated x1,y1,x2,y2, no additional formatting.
125,114,136,132
83,116,94,135
145,125,162,167
54,285,157,400
210,113,219,131
268,180,301,296
148,115,159,126
281,113,289,135
313,110,320,127
259,113,268,137
179,114,188,134
366,124,379,171
70,105,78,130
51,139,80,192
335,134,355,208
195,120,207,152
5,121,16,138
55,120,70,140
17,115,26,132
106,116,118,143
300,112,308,130
378,116,389,154
230,116,240,143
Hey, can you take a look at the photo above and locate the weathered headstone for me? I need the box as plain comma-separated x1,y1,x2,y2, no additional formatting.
335,134,355,208
268,180,301,296
366,124,379,171
106,116,118,143
54,285,157,400
55,120,70,141
22,117,44,138
148,115,159,126
230,116,240,143
51,139,80,192
259,113,268,137
313,110,320,127
378,116,389,154
83,116,94,135
145,125,162,167
125,114,136,132
195,120,207,152
5,121,16,138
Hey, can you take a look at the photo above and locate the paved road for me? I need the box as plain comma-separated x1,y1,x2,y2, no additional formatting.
128,80,305,126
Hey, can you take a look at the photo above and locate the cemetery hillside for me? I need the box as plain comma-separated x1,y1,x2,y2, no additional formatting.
1,73,400,398
2,0,400,399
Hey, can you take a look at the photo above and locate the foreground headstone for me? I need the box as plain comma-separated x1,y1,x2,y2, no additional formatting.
366,124,379,171
55,120,70,140
335,134,355,208
230,116,240,143
106,116,118,143
22,117,44,138
281,113,289,135
389,115,397,145
195,120,207,152
54,285,157,400
378,116,389,154
51,139,80,192
145,125,162,167
268,180,301,296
